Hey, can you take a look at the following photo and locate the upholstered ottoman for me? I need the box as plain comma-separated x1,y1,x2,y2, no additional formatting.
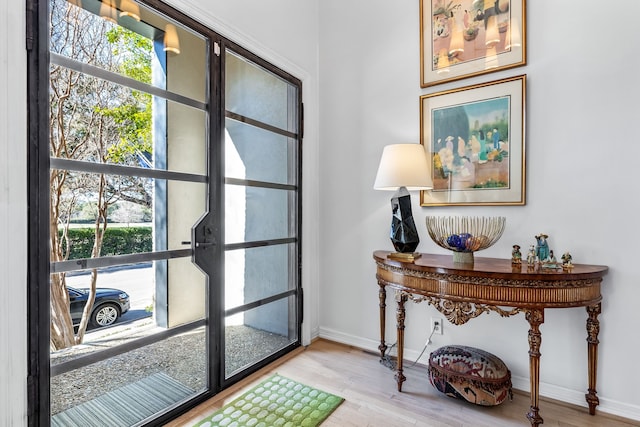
428,345,512,406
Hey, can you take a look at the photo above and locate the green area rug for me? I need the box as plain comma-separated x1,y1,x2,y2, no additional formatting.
194,374,344,427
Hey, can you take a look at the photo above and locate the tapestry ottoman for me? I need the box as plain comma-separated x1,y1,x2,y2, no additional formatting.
428,345,512,406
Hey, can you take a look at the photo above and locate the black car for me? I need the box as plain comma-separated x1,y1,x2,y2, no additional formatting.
68,286,131,328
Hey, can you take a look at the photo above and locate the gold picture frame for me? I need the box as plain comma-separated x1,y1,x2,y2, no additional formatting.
421,0,526,87
420,75,526,206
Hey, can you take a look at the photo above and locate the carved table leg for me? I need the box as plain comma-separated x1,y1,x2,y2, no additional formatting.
526,309,544,427
378,282,387,360
395,291,407,391
586,303,601,415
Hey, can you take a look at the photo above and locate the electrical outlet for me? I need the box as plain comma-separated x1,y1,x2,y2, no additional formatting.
431,317,443,335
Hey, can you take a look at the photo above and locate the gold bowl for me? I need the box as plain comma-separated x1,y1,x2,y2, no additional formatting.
426,216,506,263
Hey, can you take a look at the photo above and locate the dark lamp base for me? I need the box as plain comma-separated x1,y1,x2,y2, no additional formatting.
388,252,421,262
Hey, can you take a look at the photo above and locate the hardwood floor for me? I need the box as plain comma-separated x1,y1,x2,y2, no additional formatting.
166,339,639,427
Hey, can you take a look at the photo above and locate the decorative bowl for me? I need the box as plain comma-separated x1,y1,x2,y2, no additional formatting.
426,216,506,263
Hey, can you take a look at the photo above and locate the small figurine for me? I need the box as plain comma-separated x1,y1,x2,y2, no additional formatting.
547,250,557,263
535,233,550,263
541,250,561,269
511,244,522,264
561,252,573,270
526,245,536,266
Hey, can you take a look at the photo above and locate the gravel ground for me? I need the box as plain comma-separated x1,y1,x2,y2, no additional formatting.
50,320,291,415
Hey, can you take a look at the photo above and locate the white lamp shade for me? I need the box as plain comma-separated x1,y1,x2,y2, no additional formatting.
374,144,433,191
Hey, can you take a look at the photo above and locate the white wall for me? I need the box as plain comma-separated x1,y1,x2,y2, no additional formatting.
0,0,319,424
318,0,640,421
0,0,28,424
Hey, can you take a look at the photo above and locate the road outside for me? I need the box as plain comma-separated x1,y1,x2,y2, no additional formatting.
65,264,153,335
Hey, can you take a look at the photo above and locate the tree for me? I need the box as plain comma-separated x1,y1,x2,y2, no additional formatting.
49,0,152,350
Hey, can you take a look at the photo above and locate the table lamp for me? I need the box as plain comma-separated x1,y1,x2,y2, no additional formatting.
374,144,433,261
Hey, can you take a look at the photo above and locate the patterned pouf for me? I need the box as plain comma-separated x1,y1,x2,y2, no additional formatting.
428,345,513,406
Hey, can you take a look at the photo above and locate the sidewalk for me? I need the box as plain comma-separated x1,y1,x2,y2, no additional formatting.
51,317,159,366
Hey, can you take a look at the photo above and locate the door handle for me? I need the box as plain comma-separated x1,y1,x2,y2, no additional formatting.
195,241,215,248
180,240,215,248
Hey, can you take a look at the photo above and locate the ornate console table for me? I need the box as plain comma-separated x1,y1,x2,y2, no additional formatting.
374,250,608,427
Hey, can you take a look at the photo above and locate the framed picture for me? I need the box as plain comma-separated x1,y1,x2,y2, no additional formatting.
420,0,526,87
420,74,525,206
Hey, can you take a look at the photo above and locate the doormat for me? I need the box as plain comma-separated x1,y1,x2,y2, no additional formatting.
193,374,344,427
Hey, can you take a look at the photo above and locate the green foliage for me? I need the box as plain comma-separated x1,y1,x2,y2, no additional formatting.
471,179,508,189
101,27,153,164
433,1,460,16
478,119,509,143
487,149,509,162
105,27,152,84
100,101,152,161
62,226,152,259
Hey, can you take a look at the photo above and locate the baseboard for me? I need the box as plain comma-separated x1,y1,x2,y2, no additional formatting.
319,327,640,422
318,326,430,364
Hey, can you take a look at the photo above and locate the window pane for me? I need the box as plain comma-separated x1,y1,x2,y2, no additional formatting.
225,244,293,311
225,51,297,131
165,100,208,176
51,0,207,104
225,185,294,244
165,257,207,327
49,65,208,175
225,119,296,185
48,68,154,167
49,170,206,261
50,326,206,424
49,170,153,259
50,256,208,423
164,180,207,249
225,296,297,378
54,261,152,339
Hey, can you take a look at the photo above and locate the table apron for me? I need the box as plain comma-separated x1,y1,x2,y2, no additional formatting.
377,270,603,309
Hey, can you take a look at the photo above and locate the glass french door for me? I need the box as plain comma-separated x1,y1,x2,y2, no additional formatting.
222,47,302,381
45,0,214,425
28,0,302,425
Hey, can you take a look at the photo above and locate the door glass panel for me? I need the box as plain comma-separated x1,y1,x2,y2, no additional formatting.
166,101,208,175
165,257,207,327
165,180,207,248
225,296,297,378
50,262,153,351
50,325,207,424
225,51,296,130
225,119,295,185
225,185,293,244
48,70,208,175
48,72,152,166
48,171,206,259
52,0,207,104
225,244,293,310
49,258,208,423
48,170,153,259
223,47,301,384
